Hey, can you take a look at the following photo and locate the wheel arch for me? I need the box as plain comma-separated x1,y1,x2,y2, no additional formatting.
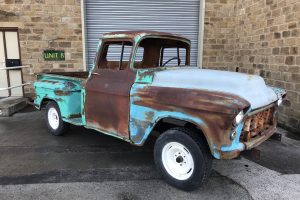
151,117,211,149
133,114,213,156
38,96,65,111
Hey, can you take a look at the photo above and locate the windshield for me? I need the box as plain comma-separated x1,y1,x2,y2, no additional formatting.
134,38,190,69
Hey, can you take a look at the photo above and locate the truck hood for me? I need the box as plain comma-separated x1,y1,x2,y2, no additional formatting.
151,67,280,110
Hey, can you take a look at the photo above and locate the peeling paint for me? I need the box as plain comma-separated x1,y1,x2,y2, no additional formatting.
33,31,285,160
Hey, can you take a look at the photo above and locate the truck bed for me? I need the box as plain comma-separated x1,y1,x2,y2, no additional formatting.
34,72,87,126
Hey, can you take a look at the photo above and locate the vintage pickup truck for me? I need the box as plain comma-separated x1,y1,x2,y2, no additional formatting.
34,31,286,190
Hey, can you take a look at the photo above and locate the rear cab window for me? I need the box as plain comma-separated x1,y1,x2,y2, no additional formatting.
133,38,190,69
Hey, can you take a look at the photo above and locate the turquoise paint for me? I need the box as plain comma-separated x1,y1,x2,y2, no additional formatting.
34,74,84,126
129,83,207,146
213,153,221,159
212,146,221,159
210,123,245,159
213,106,252,158
81,89,87,125
135,70,154,83
220,122,245,152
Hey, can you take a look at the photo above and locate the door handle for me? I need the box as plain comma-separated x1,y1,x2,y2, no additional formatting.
92,72,100,76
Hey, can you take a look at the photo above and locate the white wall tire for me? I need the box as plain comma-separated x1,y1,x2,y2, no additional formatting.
154,128,212,191
45,101,69,136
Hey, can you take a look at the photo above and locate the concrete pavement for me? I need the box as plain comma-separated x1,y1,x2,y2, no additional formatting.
0,106,299,199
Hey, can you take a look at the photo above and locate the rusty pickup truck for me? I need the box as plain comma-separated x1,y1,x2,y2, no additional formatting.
34,31,286,190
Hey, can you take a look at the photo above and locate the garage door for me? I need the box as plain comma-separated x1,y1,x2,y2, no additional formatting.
84,0,201,69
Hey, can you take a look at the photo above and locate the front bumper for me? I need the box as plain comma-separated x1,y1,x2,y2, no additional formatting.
216,101,277,159
243,125,276,150
217,124,277,159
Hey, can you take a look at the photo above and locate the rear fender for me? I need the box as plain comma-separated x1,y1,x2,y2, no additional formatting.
34,79,82,120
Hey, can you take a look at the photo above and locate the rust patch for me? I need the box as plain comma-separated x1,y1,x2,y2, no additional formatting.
54,90,72,96
241,106,276,142
84,68,136,138
132,86,251,150
48,72,89,79
40,80,59,84
218,149,241,160
68,113,81,119
103,30,190,44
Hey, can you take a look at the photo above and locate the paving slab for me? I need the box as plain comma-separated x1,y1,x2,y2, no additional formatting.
0,97,27,117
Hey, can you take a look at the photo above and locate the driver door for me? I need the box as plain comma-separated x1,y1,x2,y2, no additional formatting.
84,40,136,139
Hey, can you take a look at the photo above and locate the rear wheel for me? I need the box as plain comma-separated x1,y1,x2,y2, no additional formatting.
154,127,212,191
45,101,69,136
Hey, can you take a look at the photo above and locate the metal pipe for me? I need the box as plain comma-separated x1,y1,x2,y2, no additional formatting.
0,65,30,70
0,82,31,91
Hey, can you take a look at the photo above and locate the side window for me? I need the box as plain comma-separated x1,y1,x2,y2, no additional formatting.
106,44,122,61
99,41,133,70
161,48,186,67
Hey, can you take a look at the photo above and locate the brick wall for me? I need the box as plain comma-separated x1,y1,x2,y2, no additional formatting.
0,0,83,96
204,0,300,134
1,0,298,134
203,0,237,71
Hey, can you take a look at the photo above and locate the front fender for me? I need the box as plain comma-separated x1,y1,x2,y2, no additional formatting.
129,105,208,146
129,83,250,159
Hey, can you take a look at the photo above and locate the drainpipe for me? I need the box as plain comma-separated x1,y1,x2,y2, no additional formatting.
197,0,206,68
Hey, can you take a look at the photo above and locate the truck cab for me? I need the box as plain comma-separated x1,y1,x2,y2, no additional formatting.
34,31,286,190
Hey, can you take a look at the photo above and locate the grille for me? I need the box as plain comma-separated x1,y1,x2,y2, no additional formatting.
240,106,275,142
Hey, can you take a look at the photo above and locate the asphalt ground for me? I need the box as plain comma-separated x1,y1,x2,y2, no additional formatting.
0,106,299,199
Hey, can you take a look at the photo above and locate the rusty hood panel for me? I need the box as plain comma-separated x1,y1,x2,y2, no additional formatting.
151,67,281,110
129,67,282,159
129,82,251,157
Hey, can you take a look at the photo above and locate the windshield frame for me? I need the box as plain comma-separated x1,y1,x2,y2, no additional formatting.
130,36,191,71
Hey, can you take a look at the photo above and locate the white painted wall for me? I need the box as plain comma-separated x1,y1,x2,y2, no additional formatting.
0,32,9,97
5,32,23,96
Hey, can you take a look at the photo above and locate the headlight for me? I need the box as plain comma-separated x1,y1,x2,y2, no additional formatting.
230,130,236,140
277,97,283,106
234,111,244,125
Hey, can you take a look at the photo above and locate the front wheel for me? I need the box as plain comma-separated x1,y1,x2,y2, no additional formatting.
45,101,69,136
154,128,212,191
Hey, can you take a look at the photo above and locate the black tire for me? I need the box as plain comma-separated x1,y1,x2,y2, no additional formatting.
154,127,212,191
45,101,69,136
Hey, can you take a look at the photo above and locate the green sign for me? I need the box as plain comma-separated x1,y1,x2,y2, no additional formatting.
43,50,65,61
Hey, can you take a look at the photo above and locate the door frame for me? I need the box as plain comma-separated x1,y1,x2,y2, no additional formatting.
0,27,23,96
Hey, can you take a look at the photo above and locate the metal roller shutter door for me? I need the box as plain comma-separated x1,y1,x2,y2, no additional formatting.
85,0,200,69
